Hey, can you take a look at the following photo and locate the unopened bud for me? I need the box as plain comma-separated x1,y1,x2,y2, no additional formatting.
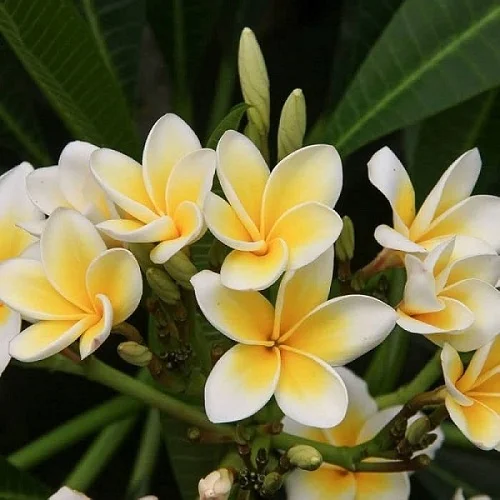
238,27,270,137
198,468,233,500
406,415,431,446
335,216,354,262
146,267,180,304
277,89,306,161
286,445,323,471
164,251,197,289
260,472,283,497
117,341,153,367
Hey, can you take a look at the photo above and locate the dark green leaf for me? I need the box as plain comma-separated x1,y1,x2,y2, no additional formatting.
323,0,500,157
206,102,248,150
0,0,139,156
0,457,51,500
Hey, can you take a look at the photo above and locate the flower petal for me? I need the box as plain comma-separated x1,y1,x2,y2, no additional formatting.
97,217,178,243
91,148,157,223
166,148,216,215
411,149,481,240
273,246,334,340
42,208,106,311
355,472,410,500
444,255,500,288
149,201,204,264
18,241,41,260
267,202,342,270
203,193,265,251
281,417,328,444
204,344,280,422
220,239,288,291
456,340,493,393
79,295,113,359
0,259,85,320
275,347,348,428
17,219,45,238
216,131,269,238
0,305,20,375
26,166,70,215
9,316,96,362
142,113,201,214
86,248,142,324
440,343,472,406
283,295,396,365
191,270,274,344
368,146,415,231
285,467,356,500
374,224,426,253
262,144,342,234
357,406,402,444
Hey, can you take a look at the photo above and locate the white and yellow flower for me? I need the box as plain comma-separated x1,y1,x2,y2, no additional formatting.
198,468,233,500
0,162,45,374
90,114,215,263
284,367,443,500
453,488,491,500
0,208,142,361
368,147,500,259
204,131,343,290
441,340,500,450
191,247,396,427
397,238,500,351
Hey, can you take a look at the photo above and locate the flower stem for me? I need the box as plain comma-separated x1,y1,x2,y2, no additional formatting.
8,396,142,470
357,248,402,281
126,409,162,500
65,416,137,492
375,348,443,409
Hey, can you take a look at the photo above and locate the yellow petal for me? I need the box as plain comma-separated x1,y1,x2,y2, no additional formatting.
191,270,274,344
0,305,20,374
142,113,201,214
41,209,106,311
216,131,269,238
91,148,157,223
275,347,347,428
79,295,113,359
355,471,410,500
473,337,500,383
204,344,280,422
273,246,333,340
86,249,142,324
97,217,178,243
262,144,342,234
166,148,215,215
9,316,96,362
267,202,342,270
220,239,288,291
456,340,493,393
0,259,85,320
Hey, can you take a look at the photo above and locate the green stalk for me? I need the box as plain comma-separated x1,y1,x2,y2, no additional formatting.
375,349,443,408
65,417,137,492
126,409,162,500
8,396,142,470
185,290,212,375
427,463,481,497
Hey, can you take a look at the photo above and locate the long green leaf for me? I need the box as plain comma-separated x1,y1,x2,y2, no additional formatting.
0,0,139,156
0,457,50,500
324,0,500,156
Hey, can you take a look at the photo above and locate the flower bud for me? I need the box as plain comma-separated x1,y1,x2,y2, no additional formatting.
198,468,234,500
260,472,284,497
164,251,197,289
146,267,181,304
335,216,354,262
238,27,270,136
286,444,323,471
117,341,153,367
277,88,306,161
405,415,431,446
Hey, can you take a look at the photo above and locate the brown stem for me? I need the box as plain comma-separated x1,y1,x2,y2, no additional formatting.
355,454,430,473
357,248,403,281
112,322,144,344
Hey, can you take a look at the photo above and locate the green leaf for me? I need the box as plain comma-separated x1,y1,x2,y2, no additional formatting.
78,0,145,101
0,0,139,156
206,102,248,150
323,0,500,157
0,457,51,500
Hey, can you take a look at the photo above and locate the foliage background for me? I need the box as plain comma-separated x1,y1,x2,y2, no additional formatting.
0,0,500,497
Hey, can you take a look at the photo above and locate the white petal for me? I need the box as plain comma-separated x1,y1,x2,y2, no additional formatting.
79,295,113,359
26,166,70,215
441,343,472,406
0,306,21,375
374,224,426,252
97,216,177,243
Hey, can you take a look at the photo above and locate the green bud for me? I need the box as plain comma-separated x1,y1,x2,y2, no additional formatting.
277,88,306,161
260,472,284,497
335,216,355,262
117,341,152,367
127,242,157,271
406,416,431,446
146,267,181,305
163,251,198,289
286,445,323,471
238,27,270,137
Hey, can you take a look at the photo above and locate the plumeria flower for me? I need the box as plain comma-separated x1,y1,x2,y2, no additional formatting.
191,247,396,427
441,340,500,450
49,486,157,500
204,130,343,290
24,141,118,239
0,162,45,375
90,113,216,264
397,237,500,351
453,488,491,500
198,468,233,500
368,147,500,259
0,208,142,361
284,367,443,500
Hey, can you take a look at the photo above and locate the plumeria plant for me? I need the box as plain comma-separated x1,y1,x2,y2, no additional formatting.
2,2,500,499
